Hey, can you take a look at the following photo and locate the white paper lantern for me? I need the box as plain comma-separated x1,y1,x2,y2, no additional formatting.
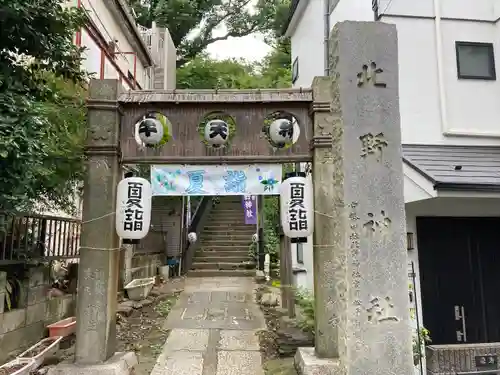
137,117,164,146
204,119,229,148
188,232,197,244
269,118,294,147
116,177,152,240
279,172,314,242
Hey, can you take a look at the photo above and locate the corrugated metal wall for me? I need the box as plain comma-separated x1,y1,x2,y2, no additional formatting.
135,196,182,257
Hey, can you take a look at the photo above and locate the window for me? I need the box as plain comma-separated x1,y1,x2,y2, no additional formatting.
456,42,496,80
292,57,299,84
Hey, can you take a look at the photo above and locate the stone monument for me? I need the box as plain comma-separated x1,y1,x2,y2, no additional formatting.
296,21,414,374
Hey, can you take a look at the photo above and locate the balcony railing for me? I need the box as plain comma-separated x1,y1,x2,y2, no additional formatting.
0,213,81,264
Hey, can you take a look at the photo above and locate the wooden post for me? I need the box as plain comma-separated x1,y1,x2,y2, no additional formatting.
257,195,265,271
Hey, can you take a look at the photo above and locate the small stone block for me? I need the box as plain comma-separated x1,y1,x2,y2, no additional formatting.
294,347,343,375
0,308,26,334
48,352,138,375
0,271,6,290
219,330,260,351
0,292,5,313
26,302,46,325
28,266,49,287
27,285,48,305
163,329,209,352
216,350,263,375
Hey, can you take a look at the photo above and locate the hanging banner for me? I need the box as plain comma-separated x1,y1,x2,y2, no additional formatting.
242,195,257,225
151,164,282,196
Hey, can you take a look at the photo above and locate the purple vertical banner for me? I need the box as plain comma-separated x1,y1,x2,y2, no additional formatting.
242,195,257,225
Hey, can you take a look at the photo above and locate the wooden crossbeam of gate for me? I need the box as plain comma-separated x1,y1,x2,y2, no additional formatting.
117,88,314,165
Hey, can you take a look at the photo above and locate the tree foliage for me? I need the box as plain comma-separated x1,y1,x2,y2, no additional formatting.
0,0,87,214
176,45,291,90
128,0,290,66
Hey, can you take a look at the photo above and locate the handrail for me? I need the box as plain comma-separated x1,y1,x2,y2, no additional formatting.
181,196,214,274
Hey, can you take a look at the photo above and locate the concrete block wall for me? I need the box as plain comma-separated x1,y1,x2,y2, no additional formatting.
0,266,76,363
0,271,6,314
129,253,161,281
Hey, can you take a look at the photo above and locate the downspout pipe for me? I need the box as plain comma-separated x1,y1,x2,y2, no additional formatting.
323,0,330,76
433,0,449,133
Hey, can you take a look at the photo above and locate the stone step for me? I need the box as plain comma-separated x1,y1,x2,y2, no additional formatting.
201,245,249,252
191,262,254,270
201,239,251,246
201,233,254,240
194,255,249,263
187,269,255,277
202,225,257,235
196,250,249,257
208,216,246,225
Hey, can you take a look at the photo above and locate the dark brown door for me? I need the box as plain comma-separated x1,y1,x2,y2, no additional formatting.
417,217,500,345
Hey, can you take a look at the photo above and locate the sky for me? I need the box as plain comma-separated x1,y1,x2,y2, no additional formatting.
206,33,272,62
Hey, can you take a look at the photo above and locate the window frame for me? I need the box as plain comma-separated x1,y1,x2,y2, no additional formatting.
455,41,496,81
292,57,299,84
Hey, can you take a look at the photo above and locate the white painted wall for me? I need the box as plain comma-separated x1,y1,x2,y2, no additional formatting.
79,0,150,89
290,0,500,145
290,0,325,88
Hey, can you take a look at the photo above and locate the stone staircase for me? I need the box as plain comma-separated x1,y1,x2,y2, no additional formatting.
188,196,256,277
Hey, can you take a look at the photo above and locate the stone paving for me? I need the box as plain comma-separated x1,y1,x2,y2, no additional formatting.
150,277,266,375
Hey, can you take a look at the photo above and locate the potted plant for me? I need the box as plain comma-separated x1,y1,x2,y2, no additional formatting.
413,327,431,366
18,336,63,369
0,358,35,375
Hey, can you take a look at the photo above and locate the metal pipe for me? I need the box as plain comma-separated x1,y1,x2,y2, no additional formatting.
323,0,331,76
433,0,449,133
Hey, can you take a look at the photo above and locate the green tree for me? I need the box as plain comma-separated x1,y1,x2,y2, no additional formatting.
128,0,288,66
0,0,87,214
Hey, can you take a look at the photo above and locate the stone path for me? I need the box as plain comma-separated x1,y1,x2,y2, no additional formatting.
150,277,266,375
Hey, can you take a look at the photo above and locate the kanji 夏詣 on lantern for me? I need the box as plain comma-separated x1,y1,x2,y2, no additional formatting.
116,177,152,241
279,172,314,243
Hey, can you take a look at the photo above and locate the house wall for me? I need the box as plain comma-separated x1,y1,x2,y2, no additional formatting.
73,0,152,90
0,268,76,363
291,0,500,146
290,0,325,88
288,0,500,295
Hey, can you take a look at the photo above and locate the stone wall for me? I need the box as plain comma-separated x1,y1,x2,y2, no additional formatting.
0,267,76,363
130,253,162,280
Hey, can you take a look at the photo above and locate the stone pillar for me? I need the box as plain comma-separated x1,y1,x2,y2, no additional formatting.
297,21,413,374
0,271,6,313
74,80,123,364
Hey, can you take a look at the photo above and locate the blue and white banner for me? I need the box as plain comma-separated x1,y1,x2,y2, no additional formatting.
151,164,282,196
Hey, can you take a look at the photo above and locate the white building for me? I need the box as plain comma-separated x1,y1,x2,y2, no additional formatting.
39,0,178,257
284,0,500,359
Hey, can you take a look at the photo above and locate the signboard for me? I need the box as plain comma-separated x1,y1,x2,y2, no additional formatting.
242,196,257,225
151,164,282,196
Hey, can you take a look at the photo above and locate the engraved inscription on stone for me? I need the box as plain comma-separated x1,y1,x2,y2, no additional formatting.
366,296,399,323
206,307,227,321
363,210,391,238
82,268,106,297
84,299,105,331
181,306,206,320
359,132,388,161
357,62,386,88
226,292,247,303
